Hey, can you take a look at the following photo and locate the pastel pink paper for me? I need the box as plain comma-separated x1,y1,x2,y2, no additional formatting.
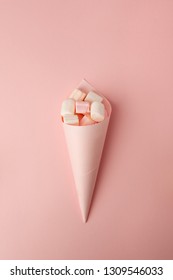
0,0,173,260
63,80,111,222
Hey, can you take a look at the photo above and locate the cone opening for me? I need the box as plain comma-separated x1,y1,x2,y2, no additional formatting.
61,79,112,128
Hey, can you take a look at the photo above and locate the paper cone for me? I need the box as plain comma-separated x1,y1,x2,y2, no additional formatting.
62,79,112,222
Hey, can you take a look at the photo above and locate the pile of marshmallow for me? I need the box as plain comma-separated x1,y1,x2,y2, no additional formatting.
61,88,106,126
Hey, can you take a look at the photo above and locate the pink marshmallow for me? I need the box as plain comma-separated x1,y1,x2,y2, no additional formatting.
76,101,90,114
80,114,96,126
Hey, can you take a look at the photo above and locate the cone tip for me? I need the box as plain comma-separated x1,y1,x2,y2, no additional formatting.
82,212,88,223
83,217,87,223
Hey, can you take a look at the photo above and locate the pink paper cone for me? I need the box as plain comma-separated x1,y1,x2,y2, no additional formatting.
62,79,112,222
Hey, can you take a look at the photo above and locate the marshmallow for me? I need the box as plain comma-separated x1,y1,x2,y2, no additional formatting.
85,91,103,103
91,101,105,122
61,89,106,126
76,101,90,114
80,114,96,126
63,114,79,125
61,99,75,116
69,89,86,101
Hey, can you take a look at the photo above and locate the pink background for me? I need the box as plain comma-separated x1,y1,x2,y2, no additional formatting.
0,0,173,259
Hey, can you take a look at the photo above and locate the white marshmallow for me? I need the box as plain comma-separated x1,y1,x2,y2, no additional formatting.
61,99,75,116
69,89,86,101
63,114,79,125
84,91,103,103
91,101,105,122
